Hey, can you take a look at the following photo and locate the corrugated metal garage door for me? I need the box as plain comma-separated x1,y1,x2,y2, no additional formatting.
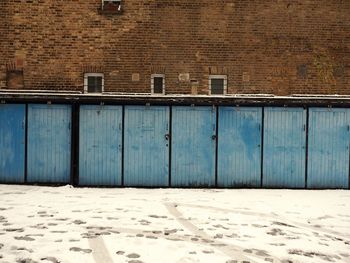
124,106,170,187
79,105,123,186
171,106,216,187
263,107,307,188
27,104,72,183
217,107,262,187
308,108,350,189
0,104,26,183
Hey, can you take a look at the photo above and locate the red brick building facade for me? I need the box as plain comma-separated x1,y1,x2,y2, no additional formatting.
0,0,349,95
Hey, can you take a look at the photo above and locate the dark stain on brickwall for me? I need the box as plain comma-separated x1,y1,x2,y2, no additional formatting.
0,0,349,95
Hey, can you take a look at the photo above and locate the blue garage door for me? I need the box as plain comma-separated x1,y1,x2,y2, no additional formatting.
263,107,306,188
79,105,122,186
218,107,262,187
308,108,350,189
124,106,170,187
0,104,26,183
171,106,216,187
27,104,72,183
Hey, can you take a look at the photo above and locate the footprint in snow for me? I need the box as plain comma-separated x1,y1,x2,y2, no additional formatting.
126,253,140,258
145,235,157,239
30,225,47,230
69,247,92,253
26,234,44,237
14,236,35,241
54,218,70,221
16,247,34,253
72,219,86,225
270,243,286,246
37,211,47,214
40,256,60,263
214,233,223,239
5,228,24,232
107,217,119,220
16,258,38,263
267,228,286,236
139,220,151,225
254,249,270,257
149,215,167,219
272,221,295,228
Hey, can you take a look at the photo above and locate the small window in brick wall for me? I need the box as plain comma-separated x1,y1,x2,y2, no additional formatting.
101,0,122,14
209,75,227,95
84,73,104,93
151,74,165,95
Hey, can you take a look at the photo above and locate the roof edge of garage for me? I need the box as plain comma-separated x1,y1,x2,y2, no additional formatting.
1,91,350,106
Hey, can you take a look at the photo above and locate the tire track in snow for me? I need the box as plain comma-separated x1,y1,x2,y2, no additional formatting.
165,202,280,263
178,203,350,241
88,236,113,263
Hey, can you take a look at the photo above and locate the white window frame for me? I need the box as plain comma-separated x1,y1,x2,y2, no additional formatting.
209,75,227,95
151,74,165,95
84,73,104,94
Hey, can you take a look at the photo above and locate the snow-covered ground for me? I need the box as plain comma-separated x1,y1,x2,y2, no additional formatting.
0,185,349,263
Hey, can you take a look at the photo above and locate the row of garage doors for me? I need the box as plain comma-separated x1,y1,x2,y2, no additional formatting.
0,104,349,189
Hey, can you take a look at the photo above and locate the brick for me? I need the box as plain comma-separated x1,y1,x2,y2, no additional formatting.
0,0,349,95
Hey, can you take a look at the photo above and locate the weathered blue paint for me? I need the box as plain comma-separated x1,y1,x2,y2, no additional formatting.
0,104,26,183
27,104,71,183
124,106,170,187
171,106,216,187
79,105,122,186
217,107,262,187
263,107,306,188
308,108,350,189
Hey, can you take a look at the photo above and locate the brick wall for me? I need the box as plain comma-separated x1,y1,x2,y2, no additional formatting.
0,0,349,95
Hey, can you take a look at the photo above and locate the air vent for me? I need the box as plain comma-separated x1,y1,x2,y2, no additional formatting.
101,0,123,15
